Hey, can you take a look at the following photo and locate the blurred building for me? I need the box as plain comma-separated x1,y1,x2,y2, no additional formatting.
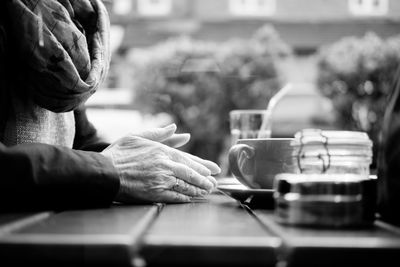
106,0,400,54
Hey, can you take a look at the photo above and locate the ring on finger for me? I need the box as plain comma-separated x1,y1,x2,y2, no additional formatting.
172,177,180,191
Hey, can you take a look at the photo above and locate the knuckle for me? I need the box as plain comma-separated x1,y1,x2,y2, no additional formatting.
181,183,196,196
172,150,188,162
182,182,191,192
173,192,181,202
153,157,170,170
193,187,203,197
196,187,205,196
143,174,171,193
143,181,162,194
156,171,172,182
173,192,189,203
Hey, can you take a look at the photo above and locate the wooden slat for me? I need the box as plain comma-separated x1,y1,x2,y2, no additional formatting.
0,205,159,266
142,193,281,267
0,212,52,236
252,210,400,267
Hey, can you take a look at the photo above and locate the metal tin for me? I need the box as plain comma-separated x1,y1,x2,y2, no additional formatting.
274,173,376,227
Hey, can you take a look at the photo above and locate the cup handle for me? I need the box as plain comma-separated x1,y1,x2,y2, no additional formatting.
228,144,256,188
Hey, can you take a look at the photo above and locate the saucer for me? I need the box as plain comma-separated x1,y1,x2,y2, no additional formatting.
217,177,243,186
217,183,274,209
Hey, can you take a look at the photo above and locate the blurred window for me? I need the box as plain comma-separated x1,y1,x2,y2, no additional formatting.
113,0,133,15
137,0,172,16
109,25,125,53
229,0,276,16
348,0,388,16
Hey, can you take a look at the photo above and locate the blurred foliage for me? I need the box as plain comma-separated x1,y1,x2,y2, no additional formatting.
317,32,400,167
131,25,291,169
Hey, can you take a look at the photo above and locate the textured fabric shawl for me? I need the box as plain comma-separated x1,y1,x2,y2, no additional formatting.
5,0,110,112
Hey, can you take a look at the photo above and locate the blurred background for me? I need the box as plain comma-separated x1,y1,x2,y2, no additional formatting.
88,0,400,175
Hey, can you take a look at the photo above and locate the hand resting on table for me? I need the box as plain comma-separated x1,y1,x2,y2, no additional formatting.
101,124,220,203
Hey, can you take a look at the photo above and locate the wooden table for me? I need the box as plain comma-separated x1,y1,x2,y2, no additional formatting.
1,192,400,267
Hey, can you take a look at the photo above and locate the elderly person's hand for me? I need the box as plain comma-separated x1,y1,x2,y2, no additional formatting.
130,124,192,148
101,124,220,203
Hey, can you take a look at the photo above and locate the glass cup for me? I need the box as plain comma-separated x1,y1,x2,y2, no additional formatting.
229,109,271,145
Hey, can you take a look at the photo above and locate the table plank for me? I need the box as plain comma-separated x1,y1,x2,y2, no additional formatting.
0,212,52,236
252,210,400,267
0,205,159,266
142,193,281,267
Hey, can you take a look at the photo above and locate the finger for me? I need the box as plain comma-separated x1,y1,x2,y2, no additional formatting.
170,150,212,177
156,190,191,203
162,133,191,148
166,161,214,191
181,151,221,175
132,124,177,143
206,176,218,188
171,178,208,197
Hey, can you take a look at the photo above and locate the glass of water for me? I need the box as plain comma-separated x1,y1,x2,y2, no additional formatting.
229,109,271,145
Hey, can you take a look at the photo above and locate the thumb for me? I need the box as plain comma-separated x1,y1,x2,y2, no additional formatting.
133,123,177,143
162,133,191,148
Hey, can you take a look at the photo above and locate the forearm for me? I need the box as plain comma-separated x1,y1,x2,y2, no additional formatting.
0,142,120,211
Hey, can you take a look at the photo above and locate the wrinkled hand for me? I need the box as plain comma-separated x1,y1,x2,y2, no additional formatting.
101,124,221,203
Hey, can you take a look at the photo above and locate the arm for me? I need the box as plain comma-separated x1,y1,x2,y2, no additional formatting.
0,142,120,211
0,4,119,211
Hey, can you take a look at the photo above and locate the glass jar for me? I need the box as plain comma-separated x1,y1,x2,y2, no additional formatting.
273,129,376,228
291,129,373,177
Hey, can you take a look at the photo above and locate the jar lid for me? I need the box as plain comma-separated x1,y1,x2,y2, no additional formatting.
292,129,373,147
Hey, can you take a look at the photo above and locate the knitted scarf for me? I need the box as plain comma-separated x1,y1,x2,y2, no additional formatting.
1,0,110,146
7,0,110,112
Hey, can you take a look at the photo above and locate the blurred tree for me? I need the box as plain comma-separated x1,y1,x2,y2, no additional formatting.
131,25,291,173
317,32,400,168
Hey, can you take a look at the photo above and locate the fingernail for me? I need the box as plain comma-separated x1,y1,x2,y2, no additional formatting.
212,165,222,175
207,176,218,187
179,133,191,138
165,123,176,130
207,163,221,175
202,180,214,191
